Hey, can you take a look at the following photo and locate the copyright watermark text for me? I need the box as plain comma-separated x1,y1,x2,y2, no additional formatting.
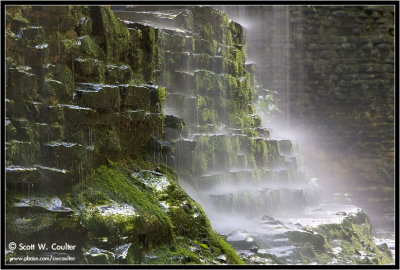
8,242,76,251
8,254,76,263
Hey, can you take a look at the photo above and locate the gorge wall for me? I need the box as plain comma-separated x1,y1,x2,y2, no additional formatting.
5,5,245,264
5,5,394,265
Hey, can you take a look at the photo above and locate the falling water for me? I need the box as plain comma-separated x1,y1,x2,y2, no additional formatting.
217,5,395,260
5,4,394,265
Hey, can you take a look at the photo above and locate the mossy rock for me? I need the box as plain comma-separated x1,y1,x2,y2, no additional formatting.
6,68,38,101
159,31,188,53
286,231,326,252
40,141,85,169
42,79,72,103
39,105,64,123
90,6,131,62
78,35,105,59
5,166,40,184
6,8,30,33
106,64,132,84
61,104,98,126
74,57,106,82
76,15,93,36
47,64,74,92
194,38,218,55
6,140,39,166
19,44,50,68
36,122,65,143
13,118,36,142
278,140,293,155
66,163,242,264
75,83,120,109
6,119,17,141
119,84,151,110
17,25,45,47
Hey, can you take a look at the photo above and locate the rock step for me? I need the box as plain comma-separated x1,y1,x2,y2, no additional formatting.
11,195,73,214
75,83,162,112
6,204,83,244
5,164,72,194
158,28,243,59
114,9,192,31
207,186,320,216
168,132,300,177
6,140,38,166
191,133,287,168
40,141,85,169
74,58,133,84
161,31,195,56
8,24,45,46
162,69,250,95
5,166,40,184
6,67,38,101
8,105,165,169
118,12,240,58
161,70,195,94
8,31,106,69
163,92,197,119
163,115,185,140
6,83,162,125
162,51,240,75
194,168,311,192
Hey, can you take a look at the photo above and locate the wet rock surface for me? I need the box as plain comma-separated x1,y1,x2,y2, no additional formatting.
5,5,394,266
5,5,244,265
114,5,393,265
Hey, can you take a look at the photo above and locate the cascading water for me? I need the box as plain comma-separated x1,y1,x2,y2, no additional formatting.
217,5,395,261
5,4,394,265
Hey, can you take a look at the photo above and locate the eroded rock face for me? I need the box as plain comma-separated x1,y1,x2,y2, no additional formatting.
5,5,393,265
5,5,243,265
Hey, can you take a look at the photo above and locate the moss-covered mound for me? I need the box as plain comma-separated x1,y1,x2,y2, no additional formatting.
66,160,243,264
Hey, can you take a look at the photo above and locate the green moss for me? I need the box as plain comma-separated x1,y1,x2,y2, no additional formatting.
69,165,173,244
229,21,245,46
43,79,72,103
201,23,214,41
75,13,93,36
94,6,131,62
287,231,326,252
140,26,159,83
105,64,132,84
127,28,145,84
64,159,242,264
74,57,106,82
158,86,167,105
159,31,186,52
193,136,216,175
93,128,122,159
314,211,393,264
79,35,105,59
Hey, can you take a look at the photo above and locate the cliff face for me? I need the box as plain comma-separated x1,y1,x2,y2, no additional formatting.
4,5,393,265
5,6,243,264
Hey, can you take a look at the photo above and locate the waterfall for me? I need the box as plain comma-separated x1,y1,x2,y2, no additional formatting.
5,4,394,265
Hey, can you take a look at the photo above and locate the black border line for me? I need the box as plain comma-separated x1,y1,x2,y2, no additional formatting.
1,0,6,269
1,0,399,269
